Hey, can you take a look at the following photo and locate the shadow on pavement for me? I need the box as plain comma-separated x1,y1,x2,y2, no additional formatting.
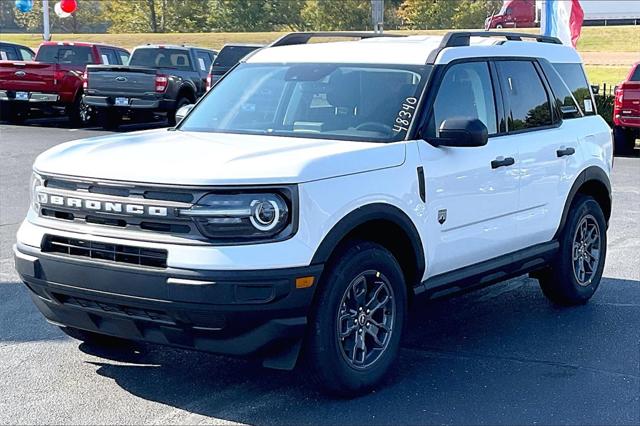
74,276,639,425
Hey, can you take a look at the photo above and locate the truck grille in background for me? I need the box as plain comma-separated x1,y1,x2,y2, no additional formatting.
42,235,167,268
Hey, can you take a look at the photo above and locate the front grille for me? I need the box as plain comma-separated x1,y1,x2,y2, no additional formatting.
56,294,175,324
39,176,204,239
43,235,167,268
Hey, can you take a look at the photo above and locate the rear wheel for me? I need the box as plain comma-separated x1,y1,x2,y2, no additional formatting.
304,241,407,397
613,126,637,157
68,95,94,127
98,108,121,130
538,195,607,305
3,105,28,124
168,96,190,126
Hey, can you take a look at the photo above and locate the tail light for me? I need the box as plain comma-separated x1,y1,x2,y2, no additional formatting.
82,71,88,89
155,74,168,93
206,73,212,91
614,85,624,108
53,69,65,85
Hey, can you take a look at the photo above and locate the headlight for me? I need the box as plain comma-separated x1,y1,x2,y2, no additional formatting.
180,190,295,242
30,172,43,213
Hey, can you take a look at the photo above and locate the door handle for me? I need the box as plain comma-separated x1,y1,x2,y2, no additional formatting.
556,147,575,157
491,156,515,169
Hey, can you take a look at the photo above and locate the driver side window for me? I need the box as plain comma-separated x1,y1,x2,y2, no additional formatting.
428,61,498,137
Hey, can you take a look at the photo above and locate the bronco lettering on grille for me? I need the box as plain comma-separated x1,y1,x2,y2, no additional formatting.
37,193,169,217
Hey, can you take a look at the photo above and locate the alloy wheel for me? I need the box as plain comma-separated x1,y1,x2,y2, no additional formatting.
572,214,601,286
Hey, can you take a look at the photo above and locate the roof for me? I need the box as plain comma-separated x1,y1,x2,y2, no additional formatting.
133,44,216,52
247,34,583,66
39,41,124,49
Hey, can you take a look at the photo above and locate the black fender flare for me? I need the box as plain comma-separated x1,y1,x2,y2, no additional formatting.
310,203,425,282
554,166,612,239
177,82,197,102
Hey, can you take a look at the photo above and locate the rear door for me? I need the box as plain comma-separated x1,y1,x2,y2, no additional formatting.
418,60,521,278
495,59,581,248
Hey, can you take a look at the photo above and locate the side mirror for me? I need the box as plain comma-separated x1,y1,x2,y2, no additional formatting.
431,117,488,148
175,104,194,124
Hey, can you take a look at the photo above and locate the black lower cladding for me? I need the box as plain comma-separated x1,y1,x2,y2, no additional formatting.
14,243,323,357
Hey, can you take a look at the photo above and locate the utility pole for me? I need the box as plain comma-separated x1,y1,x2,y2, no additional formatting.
371,0,384,34
42,0,51,41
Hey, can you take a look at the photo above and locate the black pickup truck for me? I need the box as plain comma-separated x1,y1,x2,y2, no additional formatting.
83,45,216,129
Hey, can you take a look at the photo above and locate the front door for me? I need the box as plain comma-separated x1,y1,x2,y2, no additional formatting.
418,60,521,279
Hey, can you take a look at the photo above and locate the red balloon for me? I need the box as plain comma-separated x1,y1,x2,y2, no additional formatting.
59,0,77,14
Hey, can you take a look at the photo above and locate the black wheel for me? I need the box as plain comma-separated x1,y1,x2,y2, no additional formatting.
68,95,94,127
538,195,607,306
168,96,190,126
613,126,637,157
304,241,407,396
59,326,129,347
98,108,121,130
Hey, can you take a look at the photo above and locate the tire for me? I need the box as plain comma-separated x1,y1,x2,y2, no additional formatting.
98,108,121,130
168,96,190,126
538,195,607,306
613,126,636,157
304,241,407,397
496,24,504,29
59,326,129,347
67,95,94,127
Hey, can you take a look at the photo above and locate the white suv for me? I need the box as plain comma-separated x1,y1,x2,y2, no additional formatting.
14,31,613,396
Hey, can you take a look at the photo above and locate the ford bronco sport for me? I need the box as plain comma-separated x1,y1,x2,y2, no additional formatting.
14,32,613,396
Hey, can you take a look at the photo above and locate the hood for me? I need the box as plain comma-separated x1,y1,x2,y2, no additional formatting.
34,129,406,185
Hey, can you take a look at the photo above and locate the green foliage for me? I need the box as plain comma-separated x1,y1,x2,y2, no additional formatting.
209,0,306,32
595,94,614,128
10,0,106,34
301,0,371,31
399,0,502,30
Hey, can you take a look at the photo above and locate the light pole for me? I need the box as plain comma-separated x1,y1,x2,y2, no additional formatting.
42,0,51,41
371,0,384,34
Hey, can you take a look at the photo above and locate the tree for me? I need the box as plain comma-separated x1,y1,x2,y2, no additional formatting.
12,0,106,34
451,0,503,29
208,0,306,32
301,0,371,31
398,0,458,30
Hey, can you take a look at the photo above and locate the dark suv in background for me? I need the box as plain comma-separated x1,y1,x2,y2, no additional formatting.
206,44,262,90
84,44,216,129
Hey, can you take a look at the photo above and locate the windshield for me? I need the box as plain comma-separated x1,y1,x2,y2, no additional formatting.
129,48,191,70
180,63,430,142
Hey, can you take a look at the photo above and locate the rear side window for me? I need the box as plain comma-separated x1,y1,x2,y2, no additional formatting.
540,60,581,119
496,61,553,131
630,65,640,82
553,63,595,115
36,45,94,65
99,48,118,65
427,61,498,137
195,50,213,72
130,48,192,70
19,48,34,61
118,50,130,65
0,46,18,60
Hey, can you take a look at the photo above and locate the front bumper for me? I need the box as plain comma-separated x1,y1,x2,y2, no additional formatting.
83,95,175,111
14,242,322,366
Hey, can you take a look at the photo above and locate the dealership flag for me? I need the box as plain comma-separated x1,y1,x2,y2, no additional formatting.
541,0,584,47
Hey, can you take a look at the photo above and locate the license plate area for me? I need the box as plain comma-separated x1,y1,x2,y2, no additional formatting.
16,91,29,101
114,97,129,106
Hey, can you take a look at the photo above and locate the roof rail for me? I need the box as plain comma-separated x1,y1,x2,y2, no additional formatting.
270,31,404,47
426,31,562,63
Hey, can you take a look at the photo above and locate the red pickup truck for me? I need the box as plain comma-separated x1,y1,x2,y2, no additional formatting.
613,61,640,156
0,41,129,125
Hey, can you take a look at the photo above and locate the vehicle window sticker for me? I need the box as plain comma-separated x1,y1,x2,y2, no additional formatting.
198,57,206,71
393,97,418,134
583,99,593,113
0,51,7,60
101,54,109,64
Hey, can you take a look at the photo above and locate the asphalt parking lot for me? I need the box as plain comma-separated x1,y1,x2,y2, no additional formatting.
0,119,638,425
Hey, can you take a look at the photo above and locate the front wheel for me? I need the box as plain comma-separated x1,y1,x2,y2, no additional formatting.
538,195,607,305
304,241,407,397
68,96,94,127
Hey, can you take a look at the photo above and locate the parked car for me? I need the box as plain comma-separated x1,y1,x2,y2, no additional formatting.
613,61,640,156
15,31,613,396
206,44,262,90
0,41,129,125
0,41,35,61
84,44,216,129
